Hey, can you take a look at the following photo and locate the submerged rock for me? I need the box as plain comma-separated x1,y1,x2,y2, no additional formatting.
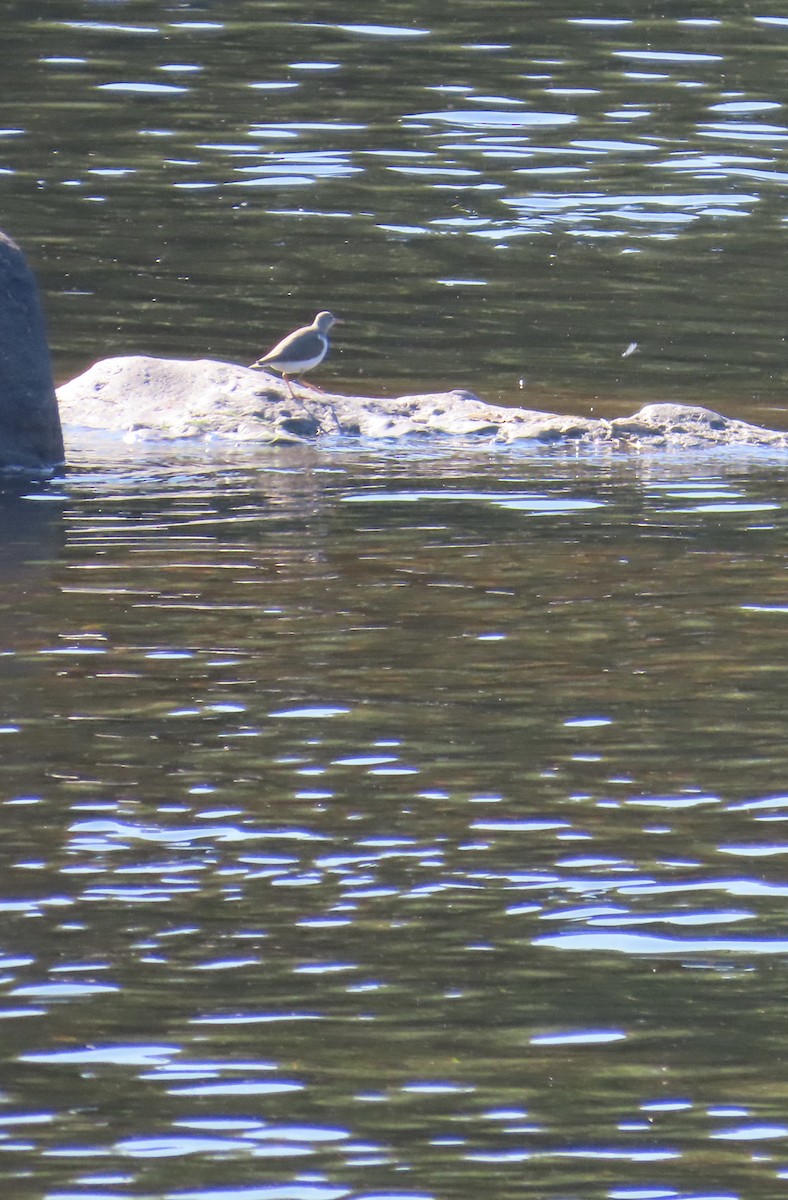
57,354,788,451
0,232,64,471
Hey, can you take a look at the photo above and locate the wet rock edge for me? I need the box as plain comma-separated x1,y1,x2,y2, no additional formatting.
57,354,788,451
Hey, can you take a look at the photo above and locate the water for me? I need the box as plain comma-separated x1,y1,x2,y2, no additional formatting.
2,3,788,1198
0,439,786,1199
3,1,788,418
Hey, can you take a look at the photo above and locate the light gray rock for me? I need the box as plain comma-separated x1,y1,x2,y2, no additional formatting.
0,232,64,471
57,354,788,451
608,403,788,448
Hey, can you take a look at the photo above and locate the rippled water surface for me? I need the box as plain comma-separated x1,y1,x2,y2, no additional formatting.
4,0,788,417
0,437,787,1200
2,3,788,1199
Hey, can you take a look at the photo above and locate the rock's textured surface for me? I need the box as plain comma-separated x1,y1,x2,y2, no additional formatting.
57,354,788,451
0,232,65,470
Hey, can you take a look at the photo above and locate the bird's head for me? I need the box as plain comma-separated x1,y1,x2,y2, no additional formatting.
314,311,339,333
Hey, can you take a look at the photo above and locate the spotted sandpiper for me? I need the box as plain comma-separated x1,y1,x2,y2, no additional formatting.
250,311,339,396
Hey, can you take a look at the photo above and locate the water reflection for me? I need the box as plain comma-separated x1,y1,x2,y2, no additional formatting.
0,439,784,1196
0,2,785,410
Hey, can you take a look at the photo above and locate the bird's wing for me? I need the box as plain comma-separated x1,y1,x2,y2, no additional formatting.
257,325,323,365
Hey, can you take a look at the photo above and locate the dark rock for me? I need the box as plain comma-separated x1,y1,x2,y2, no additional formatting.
56,354,788,452
0,232,64,470
279,414,322,438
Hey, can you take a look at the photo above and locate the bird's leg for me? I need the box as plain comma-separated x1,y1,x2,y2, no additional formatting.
283,374,297,399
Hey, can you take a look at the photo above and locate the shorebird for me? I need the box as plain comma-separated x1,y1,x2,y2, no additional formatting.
250,311,338,396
